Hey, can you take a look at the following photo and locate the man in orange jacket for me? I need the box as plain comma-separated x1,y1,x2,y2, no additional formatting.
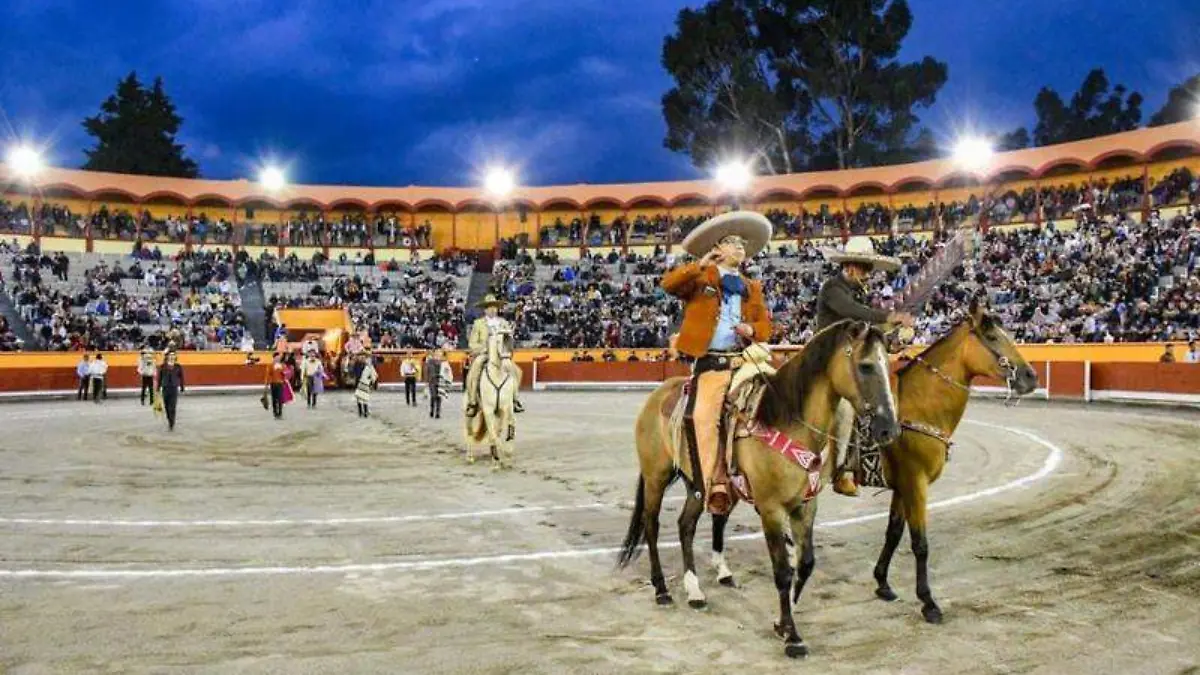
661,211,773,515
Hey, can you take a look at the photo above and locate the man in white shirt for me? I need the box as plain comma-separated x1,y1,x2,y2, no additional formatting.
400,357,420,407
1186,339,1199,363
89,354,109,403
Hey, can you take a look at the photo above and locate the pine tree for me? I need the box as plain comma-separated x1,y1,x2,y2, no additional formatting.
82,72,199,177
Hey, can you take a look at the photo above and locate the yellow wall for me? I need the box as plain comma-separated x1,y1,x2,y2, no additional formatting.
39,236,86,253
802,197,840,215
893,190,934,210
453,210,492,250
1148,157,1198,183
141,202,190,220
417,210,453,249
92,240,133,255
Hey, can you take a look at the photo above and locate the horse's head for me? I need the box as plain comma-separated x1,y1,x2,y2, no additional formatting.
961,295,1039,397
830,321,900,445
489,326,515,361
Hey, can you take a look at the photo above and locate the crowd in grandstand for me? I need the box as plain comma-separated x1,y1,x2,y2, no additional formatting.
1,166,1197,354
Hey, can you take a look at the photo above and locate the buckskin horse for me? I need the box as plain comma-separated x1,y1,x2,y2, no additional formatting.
464,326,518,468
617,320,900,658
783,296,1039,626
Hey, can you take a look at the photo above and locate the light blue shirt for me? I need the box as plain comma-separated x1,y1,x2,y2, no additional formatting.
708,269,742,351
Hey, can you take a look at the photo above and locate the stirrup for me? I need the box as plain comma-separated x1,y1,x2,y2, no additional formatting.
513,400,525,413
465,402,479,417
833,473,860,497
706,484,732,515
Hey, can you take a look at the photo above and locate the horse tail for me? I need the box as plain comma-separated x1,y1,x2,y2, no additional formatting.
616,475,647,568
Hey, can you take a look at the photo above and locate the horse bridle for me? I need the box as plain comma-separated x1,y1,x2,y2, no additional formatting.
909,318,1022,406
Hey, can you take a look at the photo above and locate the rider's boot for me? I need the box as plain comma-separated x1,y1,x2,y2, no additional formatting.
833,471,859,497
513,399,525,413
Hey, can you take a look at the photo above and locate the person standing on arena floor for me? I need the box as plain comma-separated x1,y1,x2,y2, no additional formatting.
300,351,326,408
355,350,379,418
88,353,109,403
661,211,773,516
157,350,185,431
401,355,419,406
265,354,287,419
75,353,91,401
137,346,157,406
425,348,453,419
816,235,914,497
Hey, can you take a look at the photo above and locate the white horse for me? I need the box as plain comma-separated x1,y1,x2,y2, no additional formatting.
464,327,518,468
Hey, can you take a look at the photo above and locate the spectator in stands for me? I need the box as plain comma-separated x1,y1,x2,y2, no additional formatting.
1159,343,1176,363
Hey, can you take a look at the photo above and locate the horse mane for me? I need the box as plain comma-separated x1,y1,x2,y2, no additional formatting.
758,320,881,428
897,308,1003,377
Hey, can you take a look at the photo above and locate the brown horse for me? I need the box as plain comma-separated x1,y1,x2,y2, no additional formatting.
865,296,1038,623
617,320,900,658
784,296,1039,625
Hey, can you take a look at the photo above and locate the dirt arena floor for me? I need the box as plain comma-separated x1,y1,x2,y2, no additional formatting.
1,390,1197,674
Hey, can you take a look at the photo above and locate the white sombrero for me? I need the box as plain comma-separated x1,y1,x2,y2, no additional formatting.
821,236,901,272
680,211,773,258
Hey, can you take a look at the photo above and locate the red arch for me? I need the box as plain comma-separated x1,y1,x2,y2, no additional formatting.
327,198,369,210
454,198,494,211
191,193,235,207
581,196,623,209
751,188,804,202
235,195,284,209
889,176,935,192
538,198,582,210
413,198,454,211
983,165,1036,181
844,180,889,196
281,197,324,211
1033,157,1089,177
36,182,91,198
799,184,842,200
88,187,140,202
1144,139,1200,160
668,192,711,207
371,200,414,212
622,195,669,209
140,190,190,204
1086,149,1142,169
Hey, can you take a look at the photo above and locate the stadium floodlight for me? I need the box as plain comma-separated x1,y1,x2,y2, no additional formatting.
259,166,287,192
6,145,45,180
953,137,995,173
715,159,754,194
484,166,516,199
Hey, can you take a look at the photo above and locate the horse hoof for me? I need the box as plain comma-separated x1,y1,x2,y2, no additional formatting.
718,575,737,588
655,593,674,606
875,587,898,602
687,598,707,610
922,605,943,624
784,641,809,659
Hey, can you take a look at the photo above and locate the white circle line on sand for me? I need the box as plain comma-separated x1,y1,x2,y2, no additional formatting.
0,420,1064,580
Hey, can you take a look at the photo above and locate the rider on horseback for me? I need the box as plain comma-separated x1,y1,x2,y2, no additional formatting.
464,294,525,418
661,211,773,516
818,236,914,496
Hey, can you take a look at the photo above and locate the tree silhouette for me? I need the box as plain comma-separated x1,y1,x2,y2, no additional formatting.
1149,73,1200,126
82,72,199,177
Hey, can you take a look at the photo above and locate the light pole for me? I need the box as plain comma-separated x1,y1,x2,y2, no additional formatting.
484,166,516,257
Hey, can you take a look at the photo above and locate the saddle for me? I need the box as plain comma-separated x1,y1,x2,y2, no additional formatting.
664,344,784,512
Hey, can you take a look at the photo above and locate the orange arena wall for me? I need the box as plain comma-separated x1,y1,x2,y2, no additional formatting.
3,123,1197,256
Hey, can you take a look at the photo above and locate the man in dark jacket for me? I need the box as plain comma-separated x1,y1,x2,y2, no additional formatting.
818,236,913,496
157,350,185,431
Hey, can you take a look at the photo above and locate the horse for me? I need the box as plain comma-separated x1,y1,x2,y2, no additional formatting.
464,326,518,468
617,320,900,658
857,295,1039,624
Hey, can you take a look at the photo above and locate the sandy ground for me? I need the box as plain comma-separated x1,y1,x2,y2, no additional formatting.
0,391,1197,674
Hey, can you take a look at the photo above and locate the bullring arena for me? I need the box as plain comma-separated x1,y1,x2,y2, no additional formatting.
2,71,1200,673
1,387,1198,673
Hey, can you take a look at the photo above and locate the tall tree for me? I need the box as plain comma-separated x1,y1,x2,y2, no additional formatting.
997,127,1031,151
1030,69,1143,146
1149,73,1200,126
661,0,805,175
82,72,199,177
757,0,947,170
661,0,946,174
